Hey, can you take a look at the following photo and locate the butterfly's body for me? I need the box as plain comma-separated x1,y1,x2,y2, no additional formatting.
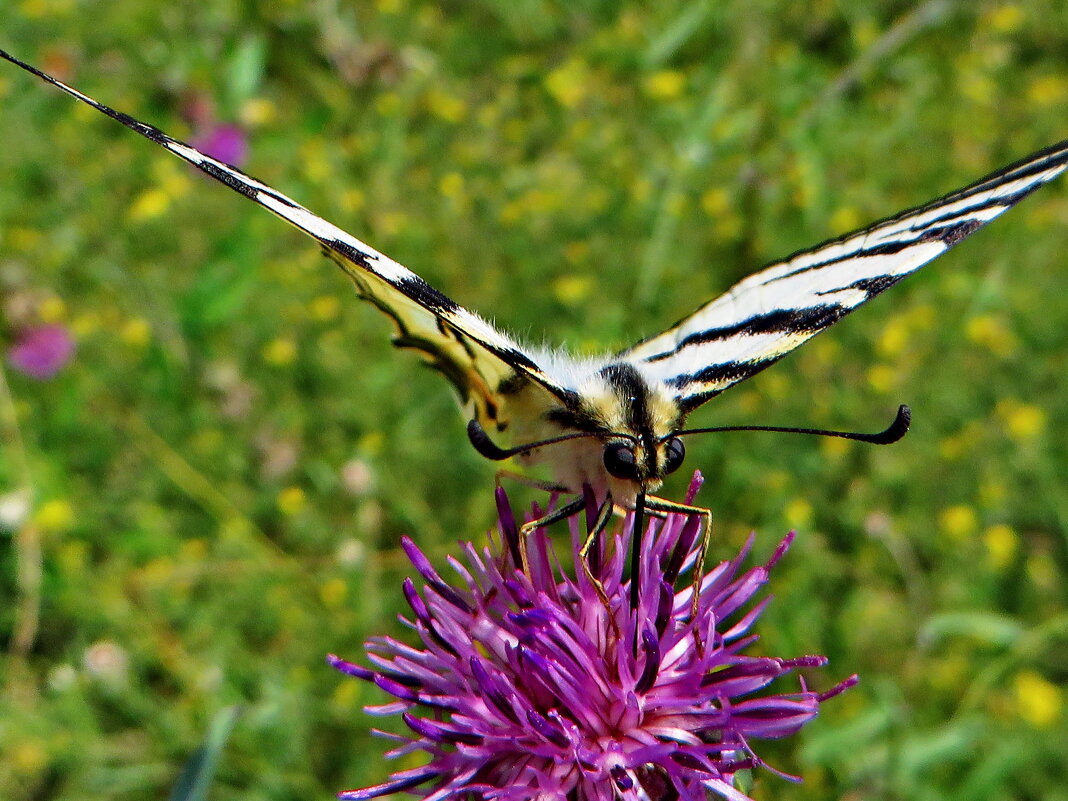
2,48,1067,547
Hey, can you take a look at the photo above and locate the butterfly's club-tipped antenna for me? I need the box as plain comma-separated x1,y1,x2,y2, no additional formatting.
673,403,911,444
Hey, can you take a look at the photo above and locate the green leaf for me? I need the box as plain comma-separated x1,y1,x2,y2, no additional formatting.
169,706,242,801
918,612,1025,649
226,34,268,110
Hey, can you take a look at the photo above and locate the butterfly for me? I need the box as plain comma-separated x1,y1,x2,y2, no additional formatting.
3,48,1067,578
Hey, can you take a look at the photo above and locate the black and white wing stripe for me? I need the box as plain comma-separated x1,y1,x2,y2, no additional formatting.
0,48,575,432
625,140,1068,413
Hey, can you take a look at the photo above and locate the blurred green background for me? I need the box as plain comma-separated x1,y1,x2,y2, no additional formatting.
1,1,1067,799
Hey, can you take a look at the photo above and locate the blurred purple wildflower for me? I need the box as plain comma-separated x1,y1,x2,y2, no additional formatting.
331,473,855,801
190,123,248,166
7,324,74,379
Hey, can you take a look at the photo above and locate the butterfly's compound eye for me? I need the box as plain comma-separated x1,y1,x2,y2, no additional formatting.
603,443,639,481
663,437,685,475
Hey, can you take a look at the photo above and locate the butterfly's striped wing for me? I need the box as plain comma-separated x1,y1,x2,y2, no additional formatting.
627,140,1068,414
0,49,574,433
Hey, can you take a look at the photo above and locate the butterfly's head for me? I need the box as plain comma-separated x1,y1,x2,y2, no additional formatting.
600,432,686,495
568,362,688,498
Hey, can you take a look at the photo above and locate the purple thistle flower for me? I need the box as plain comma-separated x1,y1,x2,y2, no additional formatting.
331,473,856,801
7,324,75,379
190,123,248,167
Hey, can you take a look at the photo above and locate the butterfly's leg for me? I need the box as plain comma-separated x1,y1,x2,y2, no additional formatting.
518,496,585,578
644,497,713,652
578,494,616,613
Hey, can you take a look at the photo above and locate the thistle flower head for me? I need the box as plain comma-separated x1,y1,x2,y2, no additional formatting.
7,324,74,379
190,123,248,167
331,474,855,801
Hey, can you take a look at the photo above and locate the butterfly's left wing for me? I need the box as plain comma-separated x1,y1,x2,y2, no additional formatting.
625,140,1068,414
0,49,577,433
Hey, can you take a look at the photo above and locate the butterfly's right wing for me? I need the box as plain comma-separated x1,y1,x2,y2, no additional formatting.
0,49,577,433
625,139,1068,414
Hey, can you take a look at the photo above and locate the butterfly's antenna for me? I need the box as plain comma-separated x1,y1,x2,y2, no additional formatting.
672,404,911,445
467,419,632,461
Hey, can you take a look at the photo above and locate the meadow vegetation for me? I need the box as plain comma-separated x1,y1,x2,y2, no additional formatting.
1,2,1066,799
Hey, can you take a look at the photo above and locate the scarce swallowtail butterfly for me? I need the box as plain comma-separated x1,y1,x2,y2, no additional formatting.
3,49,1067,568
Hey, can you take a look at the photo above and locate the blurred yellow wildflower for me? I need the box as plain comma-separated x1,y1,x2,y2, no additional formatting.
299,140,331,183
876,318,909,358
152,159,192,200
19,0,74,18
828,206,862,234
218,516,254,540
70,311,100,337
643,70,686,101
961,72,996,105
928,651,970,694
376,210,409,237
240,97,278,126
666,191,688,217
181,538,208,560
552,274,593,306
545,60,591,108
866,364,896,394
311,294,341,322
938,505,978,540
375,92,402,116
320,577,348,608
1026,553,1056,590
700,187,731,217
852,18,879,49
563,240,590,266
141,557,175,588
263,337,298,366
277,486,307,515
819,436,851,459
8,226,42,252
982,524,1018,570
341,188,366,214
426,89,467,124
38,296,66,323
986,4,1024,33
34,498,74,533
438,171,465,199
332,678,361,711
72,100,99,123
10,740,47,776
758,371,789,402
783,497,814,530
1027,75,1068,107
615,10,643,42
56,543,88,580
499,200,523,225
965,314,1017,357
1013,670,1062,728
191,428,224,457
129,187,171,222
120,317,152,347
630,177,653,205
359,430,386,456
996,399,1046,441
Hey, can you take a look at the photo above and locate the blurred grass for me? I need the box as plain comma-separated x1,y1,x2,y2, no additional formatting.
1,1,1067,799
